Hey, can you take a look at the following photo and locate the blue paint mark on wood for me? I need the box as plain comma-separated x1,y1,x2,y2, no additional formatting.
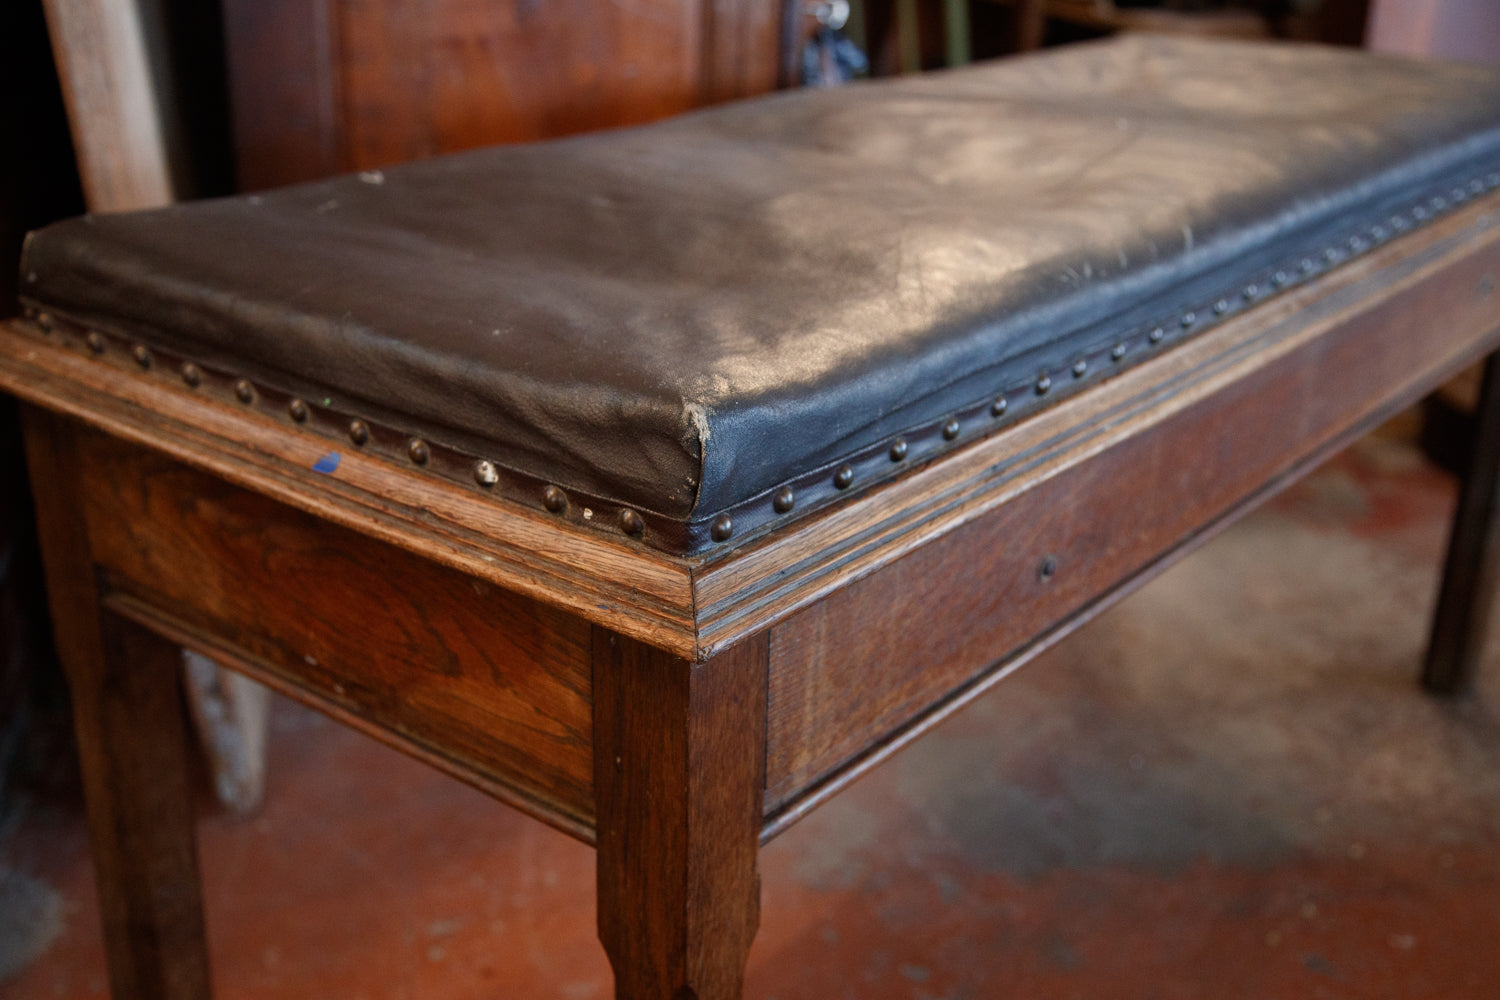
312,452,341,474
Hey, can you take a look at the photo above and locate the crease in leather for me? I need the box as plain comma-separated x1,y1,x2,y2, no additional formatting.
20,34,1500,521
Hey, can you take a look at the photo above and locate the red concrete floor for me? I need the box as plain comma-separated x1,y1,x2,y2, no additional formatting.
5,430,1500,999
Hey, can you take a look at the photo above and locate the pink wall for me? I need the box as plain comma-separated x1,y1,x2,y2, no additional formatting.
1367,0,1500,63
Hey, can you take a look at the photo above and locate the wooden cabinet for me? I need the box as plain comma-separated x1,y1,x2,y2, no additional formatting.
223,0,783,189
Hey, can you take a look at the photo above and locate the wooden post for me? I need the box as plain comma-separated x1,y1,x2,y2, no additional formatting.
23,407,211,1000
593,628,768,1000
40,0,175,212
1424,351,1500,694
44,0,274,818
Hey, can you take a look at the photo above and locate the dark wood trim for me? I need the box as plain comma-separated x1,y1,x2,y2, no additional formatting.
777,0,802,88
1014,0,1046,51
1425,348,1500,693
699,0,783,105
593,627,768,1000
222,0,344,189
22,406,210,1000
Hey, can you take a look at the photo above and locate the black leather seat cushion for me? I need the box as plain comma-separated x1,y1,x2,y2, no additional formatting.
22,35,1500,553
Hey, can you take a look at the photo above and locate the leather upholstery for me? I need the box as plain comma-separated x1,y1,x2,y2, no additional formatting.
21,35,1500,553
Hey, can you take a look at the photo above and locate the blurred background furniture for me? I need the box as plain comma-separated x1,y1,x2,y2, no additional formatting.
853,0,1367,77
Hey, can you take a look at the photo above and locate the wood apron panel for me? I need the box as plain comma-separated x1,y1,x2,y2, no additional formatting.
762,206,1500,819
73,427,597,836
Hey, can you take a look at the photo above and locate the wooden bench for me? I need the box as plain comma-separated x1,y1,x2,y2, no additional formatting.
5,34,1500,999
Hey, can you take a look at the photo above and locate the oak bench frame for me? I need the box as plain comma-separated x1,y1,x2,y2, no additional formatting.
5,191,1500,999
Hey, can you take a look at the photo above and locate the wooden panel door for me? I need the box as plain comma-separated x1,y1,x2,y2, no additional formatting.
223,0,783,189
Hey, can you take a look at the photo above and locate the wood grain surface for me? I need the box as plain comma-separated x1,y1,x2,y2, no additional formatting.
223,0,781,190
594,628,768,999
72,425,599,836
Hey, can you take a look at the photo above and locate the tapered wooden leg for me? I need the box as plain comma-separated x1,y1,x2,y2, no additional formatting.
23,406,211,999
1425,352,1500,694
593,628,768,1000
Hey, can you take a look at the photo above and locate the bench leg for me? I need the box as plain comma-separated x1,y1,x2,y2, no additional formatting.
593,628,768,1000
23,407,212,999
1424,352,1500,694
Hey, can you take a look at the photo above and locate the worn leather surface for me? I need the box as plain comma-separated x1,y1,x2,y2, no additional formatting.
22,35,1500,535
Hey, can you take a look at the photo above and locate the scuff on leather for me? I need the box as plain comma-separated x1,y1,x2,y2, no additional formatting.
683,401,712,511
